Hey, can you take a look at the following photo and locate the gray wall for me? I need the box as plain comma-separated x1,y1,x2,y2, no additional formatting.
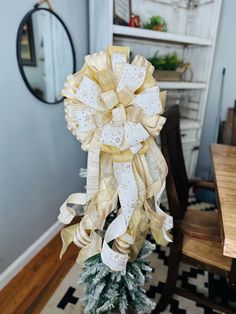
197,0,236,178
0,0,88,273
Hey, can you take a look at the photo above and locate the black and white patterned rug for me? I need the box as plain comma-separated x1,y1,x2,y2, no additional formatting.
42,199,236,313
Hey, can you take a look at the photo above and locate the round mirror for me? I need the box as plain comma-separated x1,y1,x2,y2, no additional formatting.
16,8,76,104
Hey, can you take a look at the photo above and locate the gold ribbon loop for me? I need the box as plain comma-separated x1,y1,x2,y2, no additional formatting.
107,46,130,62
85,51,111,73
117,87,135,106
113,232,134,255
144,199,172,246
132,54,155,74
101,90,119,109
112,105,126,122
97,68,116,92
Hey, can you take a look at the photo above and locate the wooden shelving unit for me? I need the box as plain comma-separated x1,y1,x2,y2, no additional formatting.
158,81,206,90
181,118,201,130
113,24,213,46
89,0,222,177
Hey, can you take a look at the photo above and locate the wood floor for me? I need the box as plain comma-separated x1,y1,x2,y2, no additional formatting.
0,221,79,314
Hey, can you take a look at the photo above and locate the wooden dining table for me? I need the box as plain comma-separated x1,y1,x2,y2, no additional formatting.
211,144,236,259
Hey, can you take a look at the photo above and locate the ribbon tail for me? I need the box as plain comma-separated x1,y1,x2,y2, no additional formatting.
86,130,102,201
58,193,87,224
144,180,173,247
101,160,138,271
60,224,78,259
150,223,172,246
101,214,129,271
77,231,102,264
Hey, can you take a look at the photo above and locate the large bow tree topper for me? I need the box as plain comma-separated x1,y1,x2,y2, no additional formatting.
58,46,173,271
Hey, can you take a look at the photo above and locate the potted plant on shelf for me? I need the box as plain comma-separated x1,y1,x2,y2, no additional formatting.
148,52,193,82
143,16,167,32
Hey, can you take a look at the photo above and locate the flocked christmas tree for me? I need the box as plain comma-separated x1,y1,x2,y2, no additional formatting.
76,170,155,313
78,240,156,314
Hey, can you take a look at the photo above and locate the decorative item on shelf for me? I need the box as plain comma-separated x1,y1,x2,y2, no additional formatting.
129,14,141,27
143,15,168,32
114,0,131,26
148,52,193,82
59,45,173,313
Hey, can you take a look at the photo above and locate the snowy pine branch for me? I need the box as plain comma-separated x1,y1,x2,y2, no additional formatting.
78,240,156,313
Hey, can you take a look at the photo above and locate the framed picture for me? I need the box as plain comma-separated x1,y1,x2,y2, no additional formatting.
114,0,131,25
20,18,36,66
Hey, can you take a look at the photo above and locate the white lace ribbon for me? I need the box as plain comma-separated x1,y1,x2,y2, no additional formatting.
101,161,138,271
131,86,163,116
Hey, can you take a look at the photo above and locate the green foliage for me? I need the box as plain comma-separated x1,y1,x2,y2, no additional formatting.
148,52,182,71
143,16,167,32
78,241,156,314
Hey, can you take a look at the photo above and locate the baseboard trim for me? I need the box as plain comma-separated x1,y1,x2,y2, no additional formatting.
0,221,63,290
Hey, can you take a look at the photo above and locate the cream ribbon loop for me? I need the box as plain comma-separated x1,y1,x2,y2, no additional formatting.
58,193,87,224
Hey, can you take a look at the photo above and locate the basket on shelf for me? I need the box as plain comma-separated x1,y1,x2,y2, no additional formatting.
154,64,193,82
148,52,193,82
154,70,181,81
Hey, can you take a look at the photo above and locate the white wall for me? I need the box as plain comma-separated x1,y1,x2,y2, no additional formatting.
197,0,236,179
0,0,88,273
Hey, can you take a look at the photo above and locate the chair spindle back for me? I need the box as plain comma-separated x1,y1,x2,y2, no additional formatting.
160,105,189,220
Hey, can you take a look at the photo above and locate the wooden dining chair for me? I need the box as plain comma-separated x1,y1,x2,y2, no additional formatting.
219,101,236,145
154,105,236,314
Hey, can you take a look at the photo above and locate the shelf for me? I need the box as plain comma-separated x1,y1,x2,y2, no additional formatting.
158,81,206,90
180,118,200,130
113,25,213,47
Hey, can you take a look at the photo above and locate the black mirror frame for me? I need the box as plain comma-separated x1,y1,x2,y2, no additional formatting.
16,7,76,105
